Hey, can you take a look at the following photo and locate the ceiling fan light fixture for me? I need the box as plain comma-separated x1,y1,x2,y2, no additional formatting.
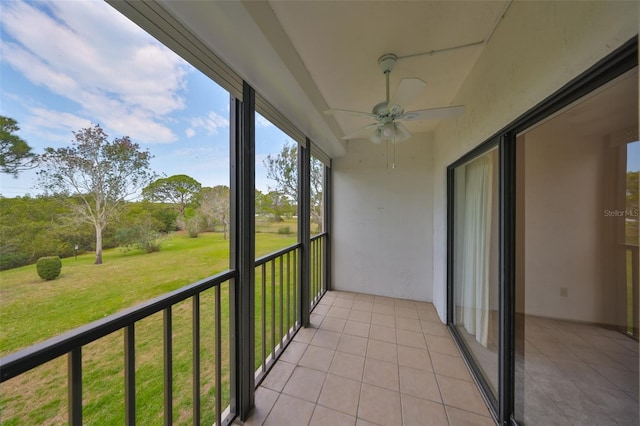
382,122,396,138
369,131,383,144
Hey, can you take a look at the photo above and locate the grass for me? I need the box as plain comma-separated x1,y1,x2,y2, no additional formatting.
0,229,298,425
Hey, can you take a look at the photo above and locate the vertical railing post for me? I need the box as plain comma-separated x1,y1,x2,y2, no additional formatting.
230,82,256,421
261,264,267,371
124,325,135,426
286,252,291,337
163,308,173,425
68,348,82,426
299,140,311,326
271,260,276,357
215,285,222,426
192,295,200,425
279,257,284,344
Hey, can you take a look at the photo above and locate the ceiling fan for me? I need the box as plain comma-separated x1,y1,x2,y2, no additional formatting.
325,53,465,144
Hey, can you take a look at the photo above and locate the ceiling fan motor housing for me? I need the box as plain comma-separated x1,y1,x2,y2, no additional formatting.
378,53,397,74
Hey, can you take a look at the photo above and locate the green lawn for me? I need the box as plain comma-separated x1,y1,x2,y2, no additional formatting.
0,230,298,425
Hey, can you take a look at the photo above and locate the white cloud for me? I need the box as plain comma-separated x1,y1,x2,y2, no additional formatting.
189,111,229,136
186,128,196,138
0,1,188,144
28,107,92,133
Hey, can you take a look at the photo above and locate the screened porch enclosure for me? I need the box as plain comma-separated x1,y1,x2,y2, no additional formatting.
0,1,638,425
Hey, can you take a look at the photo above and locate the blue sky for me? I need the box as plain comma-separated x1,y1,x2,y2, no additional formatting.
1,1,637,199
0,0,291,197
629,142,639,172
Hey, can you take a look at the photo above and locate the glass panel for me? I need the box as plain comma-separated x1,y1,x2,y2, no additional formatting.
453,146,500,396
255,113,299,255
310,156,325,236
0,2,232,424
515,68,639,424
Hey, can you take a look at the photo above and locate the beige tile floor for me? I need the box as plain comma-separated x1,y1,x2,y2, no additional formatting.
234,290,495,426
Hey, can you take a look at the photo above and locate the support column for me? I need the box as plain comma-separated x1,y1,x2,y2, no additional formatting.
324,163,332,291
299,141,311,327
230,81,255,420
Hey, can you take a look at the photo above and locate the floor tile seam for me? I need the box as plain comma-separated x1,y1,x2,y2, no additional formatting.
443,403,495,422
423,332,450,419
357,381,401,425
309,365,332,409
394,351,408,426
314,374,361,418
398,385,447,407
257,390,279,426
434,372,496,418
346,310,373,324
398,391,452,426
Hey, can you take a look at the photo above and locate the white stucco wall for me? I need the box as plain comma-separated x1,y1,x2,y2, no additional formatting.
431,1,638,321
522,128,606,322
332,134,434,301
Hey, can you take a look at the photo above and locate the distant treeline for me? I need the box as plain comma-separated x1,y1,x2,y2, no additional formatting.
0,195,178,270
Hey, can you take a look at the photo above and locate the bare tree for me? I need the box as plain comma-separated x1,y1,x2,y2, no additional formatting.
38,124,156,264
199,185,230,239
264,142,324,230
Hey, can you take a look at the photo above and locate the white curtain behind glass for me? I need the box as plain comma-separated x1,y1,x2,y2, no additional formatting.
456,153,494,347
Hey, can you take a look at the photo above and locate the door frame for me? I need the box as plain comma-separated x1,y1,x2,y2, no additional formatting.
446,36,638,426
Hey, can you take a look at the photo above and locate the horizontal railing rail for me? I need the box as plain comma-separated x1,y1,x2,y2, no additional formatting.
2,236,329,424
254,243,301,384
1,269,237,426
255,242,302,266
0,269,236,382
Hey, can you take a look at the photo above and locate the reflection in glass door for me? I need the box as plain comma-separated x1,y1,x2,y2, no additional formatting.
452,146,500,399
514,68,639,425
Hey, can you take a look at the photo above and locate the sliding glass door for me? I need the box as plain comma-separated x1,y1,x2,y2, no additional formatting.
451,146,500,405
514,67,638,425
448,39,637,425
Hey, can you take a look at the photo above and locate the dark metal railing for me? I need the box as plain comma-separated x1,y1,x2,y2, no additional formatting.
1,235,329,424
0,269,236,426
254,243,301,383
310,233,328,310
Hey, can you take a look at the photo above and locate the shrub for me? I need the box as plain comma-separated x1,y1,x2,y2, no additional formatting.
36,256,62,280
278,226,291,235
116,225,163,253
0,252,30,270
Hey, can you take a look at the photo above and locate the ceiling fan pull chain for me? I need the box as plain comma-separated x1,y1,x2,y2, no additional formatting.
392,140,396,169
386,140,389,169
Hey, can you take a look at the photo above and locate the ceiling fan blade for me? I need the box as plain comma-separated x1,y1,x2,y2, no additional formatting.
394,122,412,143
400,105,465,121
341,123,378,140
389,78,426,109
325,108,377,119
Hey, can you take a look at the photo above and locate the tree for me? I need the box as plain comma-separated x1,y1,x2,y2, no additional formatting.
142,174,202,218
0,116,36,177
199,185,230,239
257,190,294,222
264,142,324,230
38,124,156,264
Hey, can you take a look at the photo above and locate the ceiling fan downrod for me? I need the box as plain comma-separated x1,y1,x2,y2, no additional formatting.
378,53,397,103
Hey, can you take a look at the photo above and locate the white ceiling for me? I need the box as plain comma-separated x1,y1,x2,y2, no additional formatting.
159,0,511,157
268,1,509,137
